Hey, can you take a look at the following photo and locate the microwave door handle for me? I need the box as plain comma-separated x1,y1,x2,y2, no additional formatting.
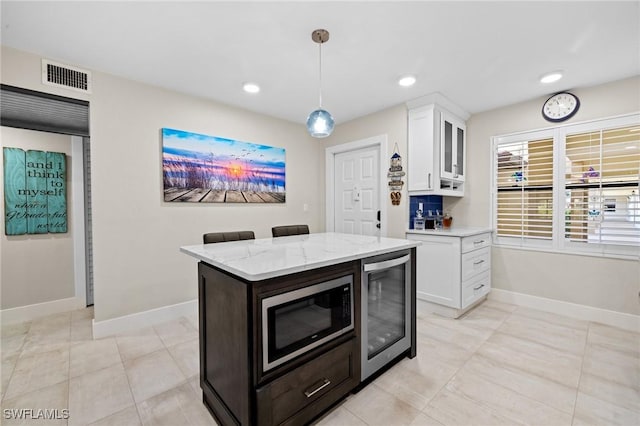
363,254,410,272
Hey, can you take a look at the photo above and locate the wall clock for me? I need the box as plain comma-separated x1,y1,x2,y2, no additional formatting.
542,92,580,122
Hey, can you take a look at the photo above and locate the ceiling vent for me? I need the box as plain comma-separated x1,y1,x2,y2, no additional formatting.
41,59,92,94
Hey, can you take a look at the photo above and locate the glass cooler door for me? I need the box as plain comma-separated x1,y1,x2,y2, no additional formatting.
361,252,411,380
366,266,406,359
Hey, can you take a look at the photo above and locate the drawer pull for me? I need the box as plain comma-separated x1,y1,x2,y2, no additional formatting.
473,284,485,291
473,240,485,245
473,260,485,266
304,378,331,398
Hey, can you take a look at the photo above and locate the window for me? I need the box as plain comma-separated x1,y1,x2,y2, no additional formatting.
494,129,555,249
564,124,640,252
493,114,640,258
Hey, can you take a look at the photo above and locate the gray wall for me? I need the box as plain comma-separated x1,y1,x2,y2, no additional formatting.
329,76,640,316
1,46,324,322
324,104,408,238
466,76,640,316
1,127,75,309
2,44,638,320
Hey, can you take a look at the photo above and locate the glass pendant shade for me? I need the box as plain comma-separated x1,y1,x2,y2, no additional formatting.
306,108,335,138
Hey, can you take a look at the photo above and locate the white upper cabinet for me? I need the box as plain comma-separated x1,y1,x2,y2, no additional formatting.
407,105,436,192
406,94,469,197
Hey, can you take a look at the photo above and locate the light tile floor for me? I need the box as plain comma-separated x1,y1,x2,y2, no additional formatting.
1,300,638,425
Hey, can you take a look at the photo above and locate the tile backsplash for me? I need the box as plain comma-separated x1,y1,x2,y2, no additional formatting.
409,195,443,229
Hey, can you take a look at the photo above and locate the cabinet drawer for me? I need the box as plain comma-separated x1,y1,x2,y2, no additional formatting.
256,340,356,425
461,247,490,282
461,233,491,253
461,271,490,309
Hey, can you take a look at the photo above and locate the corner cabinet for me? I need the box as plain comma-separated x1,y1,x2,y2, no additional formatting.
406,229,492,318
407,102,467,197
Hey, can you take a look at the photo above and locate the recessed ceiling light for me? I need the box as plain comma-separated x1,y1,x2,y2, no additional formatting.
540,71,563,84
398,75,416,87
243,82,260,93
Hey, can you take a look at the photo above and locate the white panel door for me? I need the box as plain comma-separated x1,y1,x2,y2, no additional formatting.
334,146,380,236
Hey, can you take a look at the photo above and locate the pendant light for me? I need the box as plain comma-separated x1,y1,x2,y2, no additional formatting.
306,29,335,138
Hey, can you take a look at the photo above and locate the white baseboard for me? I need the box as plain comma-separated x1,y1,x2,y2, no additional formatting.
489,289,640,332
92,299,198,339
0,296,86,325
416,296,487,319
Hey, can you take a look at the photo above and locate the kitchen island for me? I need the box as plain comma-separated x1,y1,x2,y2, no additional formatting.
181,232,419,426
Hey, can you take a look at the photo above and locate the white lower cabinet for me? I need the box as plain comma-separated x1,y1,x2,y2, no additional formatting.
406,229,492,318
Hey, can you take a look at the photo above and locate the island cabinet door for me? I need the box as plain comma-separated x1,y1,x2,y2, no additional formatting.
198,262,252,426
255,338,358,426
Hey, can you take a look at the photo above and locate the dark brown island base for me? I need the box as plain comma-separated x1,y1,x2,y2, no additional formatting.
181,232,419,425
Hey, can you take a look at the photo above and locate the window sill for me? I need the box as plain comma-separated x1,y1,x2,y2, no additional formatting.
492,243,639,262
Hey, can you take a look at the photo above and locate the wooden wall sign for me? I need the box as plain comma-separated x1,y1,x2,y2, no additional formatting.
3,147,67,235
387,145,405,206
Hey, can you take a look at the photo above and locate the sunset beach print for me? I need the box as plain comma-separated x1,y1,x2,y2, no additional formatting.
162,128,286,203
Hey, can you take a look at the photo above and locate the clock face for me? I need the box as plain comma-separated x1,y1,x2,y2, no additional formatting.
542,92,580,122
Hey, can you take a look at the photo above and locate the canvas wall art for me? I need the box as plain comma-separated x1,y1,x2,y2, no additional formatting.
162,128,286,203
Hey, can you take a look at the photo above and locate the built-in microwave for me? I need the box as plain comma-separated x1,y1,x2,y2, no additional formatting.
261,275,354,372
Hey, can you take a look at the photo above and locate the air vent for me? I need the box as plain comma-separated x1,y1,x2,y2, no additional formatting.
41,59,92,93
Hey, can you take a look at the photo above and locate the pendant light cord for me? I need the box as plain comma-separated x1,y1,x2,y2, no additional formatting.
318,41,323,108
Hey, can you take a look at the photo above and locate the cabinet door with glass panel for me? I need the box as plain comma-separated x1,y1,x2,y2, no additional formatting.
440,111,466,182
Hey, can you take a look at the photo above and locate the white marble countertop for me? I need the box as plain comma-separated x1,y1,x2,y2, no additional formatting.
406,227,493,238
180,232,420,281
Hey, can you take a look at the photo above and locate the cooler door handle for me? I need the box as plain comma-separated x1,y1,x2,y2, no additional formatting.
364,254,410,272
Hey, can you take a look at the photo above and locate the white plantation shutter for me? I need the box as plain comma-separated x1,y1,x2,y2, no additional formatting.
495,133,554,246
493,114,639,258
564,125,640,249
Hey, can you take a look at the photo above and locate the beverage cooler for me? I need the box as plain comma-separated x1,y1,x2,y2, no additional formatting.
360,250,412,380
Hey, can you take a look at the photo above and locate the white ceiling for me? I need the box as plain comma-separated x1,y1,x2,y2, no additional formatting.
1,1,639,126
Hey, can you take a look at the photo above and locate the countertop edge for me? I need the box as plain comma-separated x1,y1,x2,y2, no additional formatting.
405,227,493,237
180,240,420,282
